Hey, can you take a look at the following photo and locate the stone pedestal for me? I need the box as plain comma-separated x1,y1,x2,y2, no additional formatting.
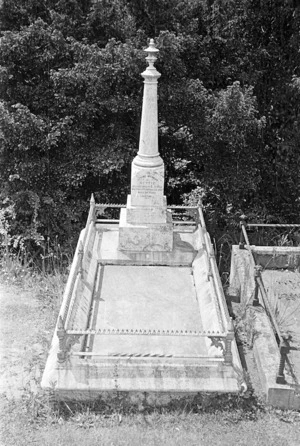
119,207,173,252
126,195,168,224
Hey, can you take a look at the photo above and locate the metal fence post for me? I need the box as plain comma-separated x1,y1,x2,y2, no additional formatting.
224,318,235,364
57,316,67,363
239,214,247,249
253,265,262,306
276,335,291,384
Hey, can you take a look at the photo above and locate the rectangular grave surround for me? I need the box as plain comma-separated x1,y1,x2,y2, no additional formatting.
42,225,243,400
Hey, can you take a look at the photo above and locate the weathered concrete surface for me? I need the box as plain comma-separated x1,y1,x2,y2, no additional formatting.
193,250,224,334
119,207,173,252
90,265,205,357
94,266,201,330
262,269,300,347
126,195,168,224
229,246,255,305
253,246,300,270
99,227,198,265
253,308,300,409
44,357,239,402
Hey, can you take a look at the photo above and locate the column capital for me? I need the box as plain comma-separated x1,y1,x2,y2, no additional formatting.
144,39,159,67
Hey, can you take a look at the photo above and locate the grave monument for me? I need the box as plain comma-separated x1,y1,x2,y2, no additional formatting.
119,39,173,252
42,39,243,403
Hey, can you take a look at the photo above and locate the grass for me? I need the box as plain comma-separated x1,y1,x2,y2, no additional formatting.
233,304,258,349
1,393,300,446
1,253,300,446
0,245,67,313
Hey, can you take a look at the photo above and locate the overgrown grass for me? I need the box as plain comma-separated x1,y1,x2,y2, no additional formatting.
233,304,259,350
0,240,69,313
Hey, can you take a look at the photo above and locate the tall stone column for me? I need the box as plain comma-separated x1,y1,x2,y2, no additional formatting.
118,39,173,252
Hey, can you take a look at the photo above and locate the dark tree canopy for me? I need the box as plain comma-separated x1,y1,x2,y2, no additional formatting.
0,0,299,254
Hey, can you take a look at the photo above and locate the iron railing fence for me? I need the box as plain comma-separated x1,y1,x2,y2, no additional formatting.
95,203,199,227
55,201,235,365
239,215,300,249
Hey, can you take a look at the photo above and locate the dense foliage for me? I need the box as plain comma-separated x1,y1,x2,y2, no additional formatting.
0,0,299,254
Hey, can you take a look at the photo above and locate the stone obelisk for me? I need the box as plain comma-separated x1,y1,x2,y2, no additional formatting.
119,39,173,252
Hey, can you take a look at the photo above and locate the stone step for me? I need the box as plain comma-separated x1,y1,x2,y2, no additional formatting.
53,356,239,400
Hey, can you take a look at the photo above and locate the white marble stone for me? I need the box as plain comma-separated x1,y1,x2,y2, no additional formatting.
126,195,167,224
119,208,173,252
132,40,162,169
118,39,174,252
99,229,198,265
131,164,164,207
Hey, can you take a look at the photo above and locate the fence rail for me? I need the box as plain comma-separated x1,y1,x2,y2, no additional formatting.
247,223,300,228
65,328,227,337
198,206,231,331
95,203,199,209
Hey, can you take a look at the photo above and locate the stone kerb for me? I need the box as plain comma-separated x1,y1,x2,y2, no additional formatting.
57,206,99,361
252,246,300,270
196,219,230,332
229,245,256,305
59,228,86,325
42,226,87,371
66,227,99,333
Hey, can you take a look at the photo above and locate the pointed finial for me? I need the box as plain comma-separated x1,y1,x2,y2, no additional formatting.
90,193,95,204
144,38,159,69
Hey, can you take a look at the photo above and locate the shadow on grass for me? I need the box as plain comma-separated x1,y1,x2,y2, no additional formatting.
49,389,265,423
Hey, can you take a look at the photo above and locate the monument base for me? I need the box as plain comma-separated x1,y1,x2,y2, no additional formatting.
118,208,173,252
126,195,168,224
